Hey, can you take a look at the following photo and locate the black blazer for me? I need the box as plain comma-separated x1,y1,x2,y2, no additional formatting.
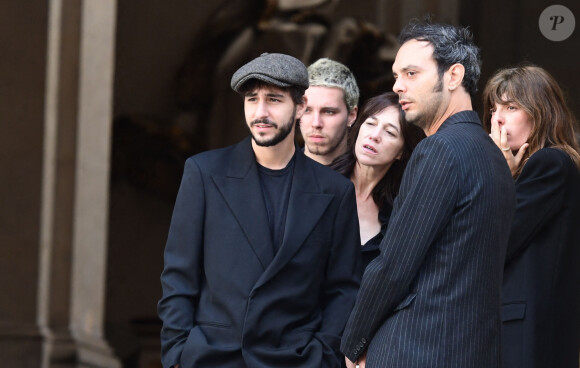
158,137,361,368
341,111,516,367
501,148,580,368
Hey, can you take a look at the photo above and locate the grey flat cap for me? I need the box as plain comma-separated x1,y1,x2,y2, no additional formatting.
231,53,309,93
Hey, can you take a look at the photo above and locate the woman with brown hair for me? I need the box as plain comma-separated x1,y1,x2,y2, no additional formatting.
483,64,580,368
330,91,424,269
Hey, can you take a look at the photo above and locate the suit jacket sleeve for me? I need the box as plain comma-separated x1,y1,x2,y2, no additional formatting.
157,158,205,368
316,182,362,366
506,148,568,262
340,137,458,361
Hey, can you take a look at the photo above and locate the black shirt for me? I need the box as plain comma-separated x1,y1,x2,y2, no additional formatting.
361,202,392,270
257,155,295,253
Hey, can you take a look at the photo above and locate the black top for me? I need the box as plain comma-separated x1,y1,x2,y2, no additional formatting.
257,154,296,253
501,148,580,367
360,202,392,270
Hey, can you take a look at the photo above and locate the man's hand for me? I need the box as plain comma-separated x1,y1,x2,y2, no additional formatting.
345,357,357,368
345,350,366,368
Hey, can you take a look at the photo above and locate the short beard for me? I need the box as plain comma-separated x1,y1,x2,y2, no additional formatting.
251,108,296,147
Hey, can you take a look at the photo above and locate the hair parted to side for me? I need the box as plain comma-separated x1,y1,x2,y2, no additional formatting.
330,92,425,207
482,64,580,177
398,16,481,96
307,58,360,112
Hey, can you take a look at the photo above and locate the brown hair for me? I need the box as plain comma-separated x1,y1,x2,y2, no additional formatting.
330,92,425,207
483,65,580,177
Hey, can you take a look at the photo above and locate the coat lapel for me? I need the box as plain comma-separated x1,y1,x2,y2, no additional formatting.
211,138,275,270
256,150,334,287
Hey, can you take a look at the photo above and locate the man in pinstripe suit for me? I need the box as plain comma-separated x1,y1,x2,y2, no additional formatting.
341,19,516,367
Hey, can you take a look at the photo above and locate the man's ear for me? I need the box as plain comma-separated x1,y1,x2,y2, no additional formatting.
347,106,358,127
447,63,465,91
296,95,308,119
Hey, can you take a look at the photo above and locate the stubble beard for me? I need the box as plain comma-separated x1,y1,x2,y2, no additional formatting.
306,117,349,157
250,108,296,147
403,76,444,131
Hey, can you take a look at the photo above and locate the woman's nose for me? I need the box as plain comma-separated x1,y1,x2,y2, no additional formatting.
369,127,382,142
492,111,504,126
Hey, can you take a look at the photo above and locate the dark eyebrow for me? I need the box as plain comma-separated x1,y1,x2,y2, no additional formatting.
401,65,422,72
386,122,401,132
368,115,400,132
394,64,423,73
266,92,285,99
501,99,517,105
245,90,286,99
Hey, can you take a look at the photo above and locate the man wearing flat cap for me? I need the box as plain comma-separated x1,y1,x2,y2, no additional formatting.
158,52,361,368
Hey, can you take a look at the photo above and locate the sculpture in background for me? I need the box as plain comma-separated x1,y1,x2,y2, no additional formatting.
113,0,398,199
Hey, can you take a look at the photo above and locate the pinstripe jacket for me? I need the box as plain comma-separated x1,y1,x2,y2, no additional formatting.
341,111,516,367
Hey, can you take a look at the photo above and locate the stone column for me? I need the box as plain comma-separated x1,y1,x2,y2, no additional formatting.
40,0,120,367
0,0,120,367
0,1,49,364
72,0,120,364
